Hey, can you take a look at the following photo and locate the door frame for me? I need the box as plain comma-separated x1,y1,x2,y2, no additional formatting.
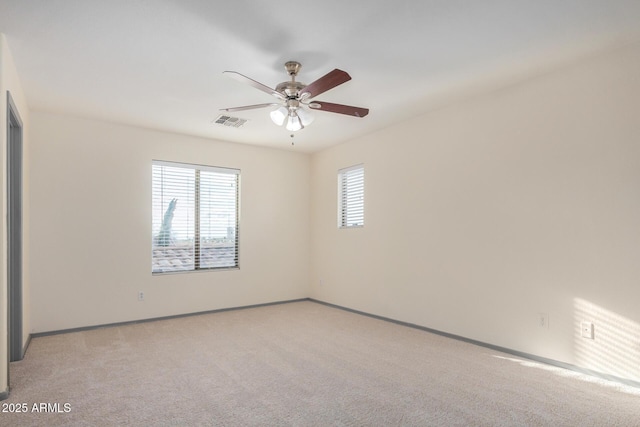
7,91,23,363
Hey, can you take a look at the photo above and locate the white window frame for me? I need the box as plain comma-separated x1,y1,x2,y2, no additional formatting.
338,164,364,228
152,160,240,274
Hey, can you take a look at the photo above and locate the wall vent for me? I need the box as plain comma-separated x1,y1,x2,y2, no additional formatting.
213,115,248,128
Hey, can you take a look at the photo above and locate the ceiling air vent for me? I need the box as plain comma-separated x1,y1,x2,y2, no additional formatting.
214,115,248,128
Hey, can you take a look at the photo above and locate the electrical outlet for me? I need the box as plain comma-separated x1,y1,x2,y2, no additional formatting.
581,322,594,339
539,313,549,328
138,291,144,301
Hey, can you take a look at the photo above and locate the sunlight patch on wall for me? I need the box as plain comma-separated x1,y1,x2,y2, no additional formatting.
574,298,640,382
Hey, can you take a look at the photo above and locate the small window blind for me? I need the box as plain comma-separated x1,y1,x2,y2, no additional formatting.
152,161,239,273
338,164,364,228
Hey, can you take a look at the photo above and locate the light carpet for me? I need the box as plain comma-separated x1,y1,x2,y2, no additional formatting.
2,300,640,426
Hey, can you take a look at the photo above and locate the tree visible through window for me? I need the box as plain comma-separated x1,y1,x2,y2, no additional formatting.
338,164,364,228
152,161,239,273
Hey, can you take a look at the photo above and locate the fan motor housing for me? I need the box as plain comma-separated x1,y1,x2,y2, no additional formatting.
275,81,307,98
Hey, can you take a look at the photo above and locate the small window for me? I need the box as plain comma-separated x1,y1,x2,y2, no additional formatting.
338,164,364,228
152,161,239,273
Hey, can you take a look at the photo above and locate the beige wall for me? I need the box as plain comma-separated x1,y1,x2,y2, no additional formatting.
310,42,640,382
0,33,30,396
28,112,310,332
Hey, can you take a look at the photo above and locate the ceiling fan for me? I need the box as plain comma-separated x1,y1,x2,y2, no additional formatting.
221,61,369,132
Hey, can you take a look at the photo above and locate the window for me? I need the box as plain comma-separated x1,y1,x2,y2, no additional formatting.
338,164,364,228
152,161,239,273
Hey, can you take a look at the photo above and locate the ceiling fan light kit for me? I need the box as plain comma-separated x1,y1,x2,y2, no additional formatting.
296,105,314,126
221,61,369,134
287,114,303,132
270,106,288,126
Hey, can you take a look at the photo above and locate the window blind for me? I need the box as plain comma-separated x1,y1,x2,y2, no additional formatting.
152,161,239,273
338,164,364,228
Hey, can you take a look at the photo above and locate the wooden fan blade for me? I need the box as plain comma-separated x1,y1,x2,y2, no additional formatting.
299,69,351,99
308,101,369,118
220,103,279,112
223,71,285,100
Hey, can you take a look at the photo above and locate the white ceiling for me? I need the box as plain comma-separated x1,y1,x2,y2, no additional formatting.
2,1,640,152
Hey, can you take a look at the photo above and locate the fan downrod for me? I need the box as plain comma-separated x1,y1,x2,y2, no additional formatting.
276,61,306,97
